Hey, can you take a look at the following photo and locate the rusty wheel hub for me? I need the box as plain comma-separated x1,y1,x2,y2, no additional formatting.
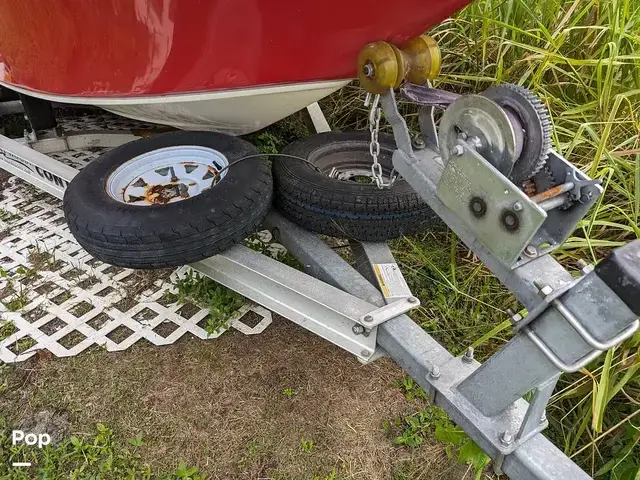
106,146,229,205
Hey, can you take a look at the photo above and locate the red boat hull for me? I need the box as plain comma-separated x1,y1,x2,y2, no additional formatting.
0,0,470,98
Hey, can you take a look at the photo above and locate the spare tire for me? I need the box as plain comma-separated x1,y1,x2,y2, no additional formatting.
63,131,272,269
273,131,439,241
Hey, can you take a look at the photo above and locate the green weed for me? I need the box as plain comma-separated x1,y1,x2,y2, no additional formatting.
281,387,298,398
172,269,245,336
0,420,205,479
300,438,314,453
394,376,430,402
387,405,489,479
0,208,20,223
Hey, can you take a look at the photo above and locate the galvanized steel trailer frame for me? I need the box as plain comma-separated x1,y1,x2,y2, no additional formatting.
1,99,638,480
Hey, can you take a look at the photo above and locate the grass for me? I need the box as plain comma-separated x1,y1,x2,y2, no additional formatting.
172,269,245,336
0,420,205,480
432,2,640,477
320,0,640,477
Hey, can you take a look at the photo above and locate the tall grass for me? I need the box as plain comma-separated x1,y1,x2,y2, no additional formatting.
324,0,639,476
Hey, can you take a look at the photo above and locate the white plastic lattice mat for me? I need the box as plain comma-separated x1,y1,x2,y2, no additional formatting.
0,176,273,363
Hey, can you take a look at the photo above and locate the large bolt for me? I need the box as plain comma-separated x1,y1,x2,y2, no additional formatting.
500,431,513,446
534,280,554,298
352,324,365,335
462,347,474,363
412,136,426,149
452,145,464,156
429,364,441,379
524,245,538,258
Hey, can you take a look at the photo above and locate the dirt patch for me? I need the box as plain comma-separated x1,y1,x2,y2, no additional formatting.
5,318,465,479
19,410,70,446
124,269,174,297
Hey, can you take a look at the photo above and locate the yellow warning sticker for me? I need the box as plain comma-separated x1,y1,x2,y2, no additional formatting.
373,263,412,299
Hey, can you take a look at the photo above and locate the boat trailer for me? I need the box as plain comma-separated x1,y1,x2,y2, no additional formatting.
1,88,639,479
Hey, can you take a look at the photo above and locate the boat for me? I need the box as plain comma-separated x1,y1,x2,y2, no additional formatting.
0,0,470,134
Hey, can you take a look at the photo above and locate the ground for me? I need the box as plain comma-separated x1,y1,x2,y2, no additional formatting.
1,316,469,479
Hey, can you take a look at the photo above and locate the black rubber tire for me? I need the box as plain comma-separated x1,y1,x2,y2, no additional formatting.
63,131,273,269
273,131,439,241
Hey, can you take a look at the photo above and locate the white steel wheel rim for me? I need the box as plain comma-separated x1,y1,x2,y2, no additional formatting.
106,146,230,206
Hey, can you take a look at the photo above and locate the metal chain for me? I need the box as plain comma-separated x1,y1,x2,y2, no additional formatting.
365,92,398,189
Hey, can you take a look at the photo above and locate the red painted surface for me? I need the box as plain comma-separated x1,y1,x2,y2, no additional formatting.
0,0,471,98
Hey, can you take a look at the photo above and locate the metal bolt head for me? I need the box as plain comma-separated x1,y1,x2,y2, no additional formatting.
408,296,419,304
534,281,554,298
429,364,441,379
507,309,523,325
362,63,375,78
462,346,474,363
352,324,365,335
457,131,468,141
513,201,523,212
363,315,374,323
540,412,547,423
361,349,371,358
500,431,513,446
575,259,594,275
468,136,482,149
452,145,464,156
412,136,426,149
523,245,538,258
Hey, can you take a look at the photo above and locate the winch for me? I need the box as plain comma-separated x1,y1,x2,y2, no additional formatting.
358,37,601,267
